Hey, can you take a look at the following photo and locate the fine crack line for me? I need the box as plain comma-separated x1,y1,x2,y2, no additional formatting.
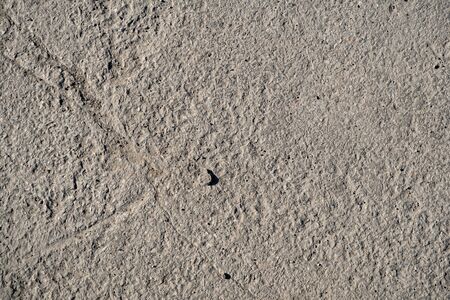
2,10,170,173
6,190,153,273
2,10,125,143
1,53,60,91
3,10,255,298
2,10,74,79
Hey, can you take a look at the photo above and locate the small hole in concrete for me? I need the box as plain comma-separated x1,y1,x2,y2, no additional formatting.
206,169,219,186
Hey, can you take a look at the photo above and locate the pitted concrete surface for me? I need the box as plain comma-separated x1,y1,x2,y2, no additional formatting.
1,1,449,299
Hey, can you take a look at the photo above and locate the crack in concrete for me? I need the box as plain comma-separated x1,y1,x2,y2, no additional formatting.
2,10,257,297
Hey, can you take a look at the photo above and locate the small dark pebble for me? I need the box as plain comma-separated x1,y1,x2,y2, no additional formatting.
224,273,231,280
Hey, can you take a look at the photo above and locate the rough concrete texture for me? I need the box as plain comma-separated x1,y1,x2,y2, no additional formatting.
0,0,449,299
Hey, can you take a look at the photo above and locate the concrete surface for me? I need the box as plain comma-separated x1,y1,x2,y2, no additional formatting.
1,0,449,299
